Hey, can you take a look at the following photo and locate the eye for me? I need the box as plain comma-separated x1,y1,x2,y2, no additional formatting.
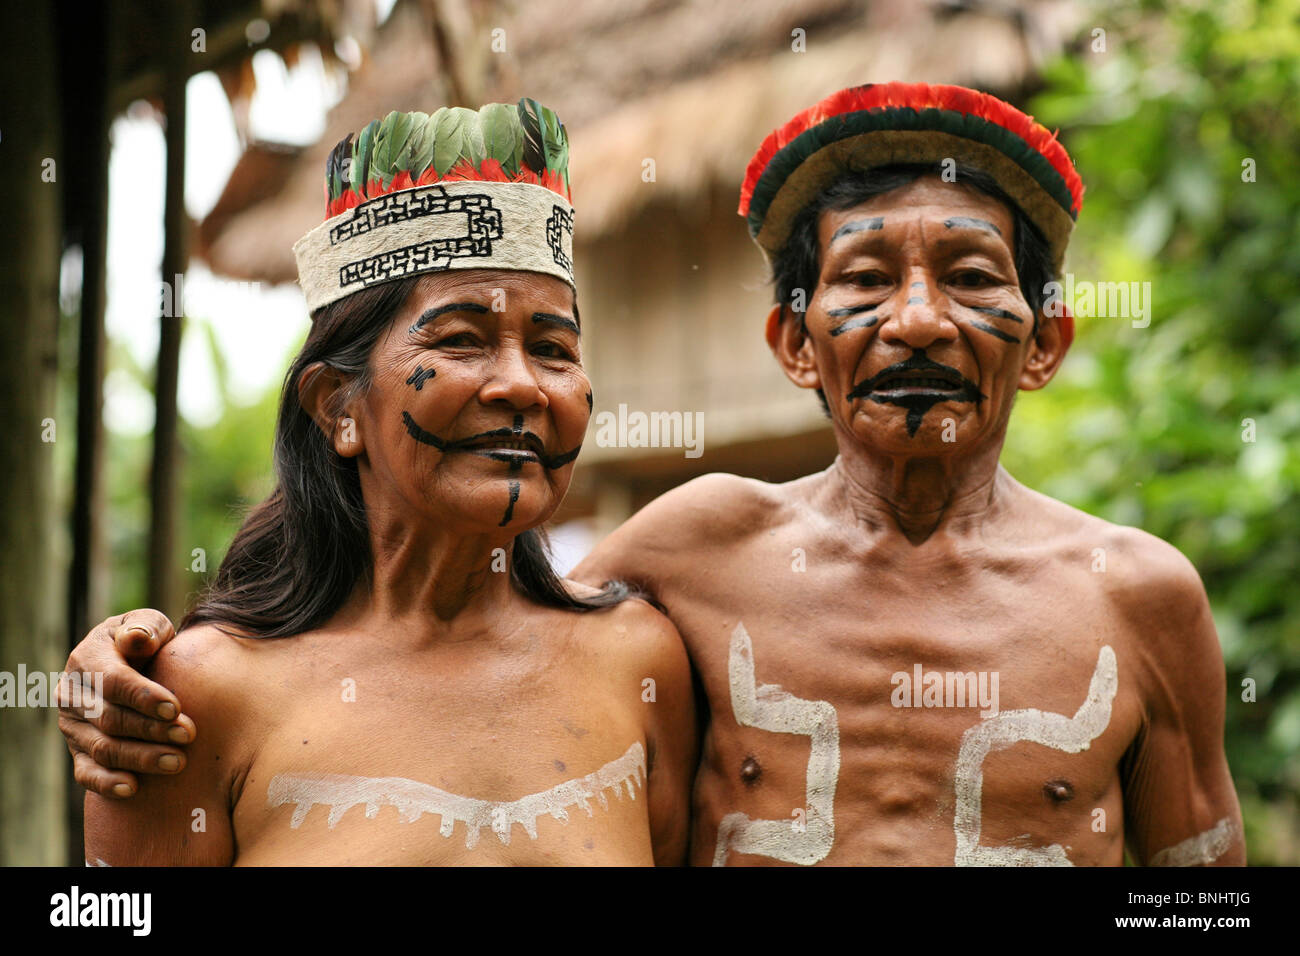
435,332,477,347
852,271,889,287
950,270,995,288
533,341,576,361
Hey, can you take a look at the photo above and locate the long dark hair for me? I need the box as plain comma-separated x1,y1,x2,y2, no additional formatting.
182,275,627,638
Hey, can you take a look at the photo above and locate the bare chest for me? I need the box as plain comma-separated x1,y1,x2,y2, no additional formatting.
668,543,1142,865
228,645,651,865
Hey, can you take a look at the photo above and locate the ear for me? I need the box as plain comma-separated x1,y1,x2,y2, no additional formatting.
766,304,822,393
298,362,364,458
1019,303,1071,392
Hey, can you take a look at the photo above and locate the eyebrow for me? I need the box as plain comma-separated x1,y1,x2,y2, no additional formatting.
943,217,1002,236
830,217,884,243
531,312,580,334
409,301,489,334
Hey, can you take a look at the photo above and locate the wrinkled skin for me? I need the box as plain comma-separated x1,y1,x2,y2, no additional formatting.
63,179,1242,866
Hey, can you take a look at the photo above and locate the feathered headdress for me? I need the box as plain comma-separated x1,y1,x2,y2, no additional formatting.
740,82,1084,340
294,98,576,313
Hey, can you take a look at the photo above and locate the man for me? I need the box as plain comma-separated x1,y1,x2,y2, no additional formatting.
61,82,1243,865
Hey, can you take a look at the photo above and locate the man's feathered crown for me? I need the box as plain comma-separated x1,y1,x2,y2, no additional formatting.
740,82,1084,275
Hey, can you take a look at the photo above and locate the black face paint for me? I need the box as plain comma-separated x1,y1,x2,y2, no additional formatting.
829,304,882,336
498,480,520,527
408,301,489,335
401,413,582,469
402,410,448,449
969,305,1023,324
969,321,1020,344
830,216,884,243
846,349,985,437
540,444,581,469
405,365,436,390
943,216,1001,236
531,312,579,334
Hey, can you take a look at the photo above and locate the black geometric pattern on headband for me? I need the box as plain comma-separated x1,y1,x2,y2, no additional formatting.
547,205,574,276
336,191,503,291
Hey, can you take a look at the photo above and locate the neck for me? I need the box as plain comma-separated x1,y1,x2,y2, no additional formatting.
338,500,520,634
825,427,1011,544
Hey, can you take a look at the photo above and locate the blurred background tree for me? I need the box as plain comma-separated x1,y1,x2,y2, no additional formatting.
1005,0,1300,862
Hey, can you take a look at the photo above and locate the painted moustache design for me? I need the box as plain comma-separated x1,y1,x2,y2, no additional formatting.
846,349,985,437
401,412,581,470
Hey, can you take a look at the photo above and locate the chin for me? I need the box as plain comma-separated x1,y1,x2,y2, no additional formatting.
848,410,973,455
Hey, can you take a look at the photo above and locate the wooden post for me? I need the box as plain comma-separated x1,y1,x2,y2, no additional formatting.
146,0,193,615
0,0,67,866
64,0,113,867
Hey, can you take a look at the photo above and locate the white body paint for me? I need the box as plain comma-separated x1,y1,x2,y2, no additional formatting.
953,645,1118,866
1150,817,1236,866
713,622,841,866
267,741,645,850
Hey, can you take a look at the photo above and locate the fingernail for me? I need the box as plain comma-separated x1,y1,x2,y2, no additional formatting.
112,783,133,797
167,726,190,743
156,702,177,720
158,755,181,771
124,625,153,641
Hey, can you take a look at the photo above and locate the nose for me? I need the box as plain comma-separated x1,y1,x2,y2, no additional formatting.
478,339,549,410
877,274,958,351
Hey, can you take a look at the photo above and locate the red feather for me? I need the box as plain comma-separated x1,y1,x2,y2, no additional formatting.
739,83,1084,218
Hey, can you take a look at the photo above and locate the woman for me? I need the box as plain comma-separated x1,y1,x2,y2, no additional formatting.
82,101,696,865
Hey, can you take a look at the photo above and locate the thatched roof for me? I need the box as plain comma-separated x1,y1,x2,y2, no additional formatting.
198,0,1087,284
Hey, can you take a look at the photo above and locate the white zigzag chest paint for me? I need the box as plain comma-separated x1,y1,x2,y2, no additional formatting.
266,741,645,850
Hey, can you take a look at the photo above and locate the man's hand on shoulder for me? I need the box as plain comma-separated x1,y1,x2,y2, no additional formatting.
83,623,242,866
59,609,192,799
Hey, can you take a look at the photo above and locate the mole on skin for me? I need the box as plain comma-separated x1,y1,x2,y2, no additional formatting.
740,755,761,786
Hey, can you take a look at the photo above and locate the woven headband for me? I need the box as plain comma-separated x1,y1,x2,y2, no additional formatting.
294,99,575,314
740,83,1085,342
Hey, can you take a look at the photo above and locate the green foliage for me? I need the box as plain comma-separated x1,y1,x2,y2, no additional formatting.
102,318,288,622
1005,0,1300,862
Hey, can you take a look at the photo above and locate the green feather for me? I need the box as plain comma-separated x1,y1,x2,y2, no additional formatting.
350,120,378,195
479,103,520,174
518,98,546,174
379,110,415,185
393,110,429,175
432,107,469,175
457,107,486,169
406,112,438,180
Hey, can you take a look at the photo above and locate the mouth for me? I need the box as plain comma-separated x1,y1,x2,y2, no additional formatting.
455,432,545,462
847,351,983,403
868,370,965,395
